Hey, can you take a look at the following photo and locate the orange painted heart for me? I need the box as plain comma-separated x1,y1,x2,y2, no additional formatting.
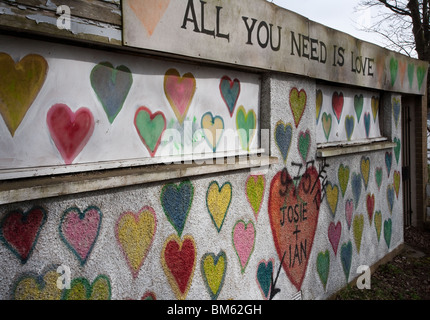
128,0,171,36
47,104,95,165
164,68,196,124
161,234,196,300
0,53,48,136
268,167,321,290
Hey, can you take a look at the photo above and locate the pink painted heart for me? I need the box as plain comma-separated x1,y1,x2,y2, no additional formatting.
345,199,354,230
332,91,344,123
232,220,255,274
328,221,342,255
47,104,95,165
59,206,102,265
164,68,196,124
128,0,171,36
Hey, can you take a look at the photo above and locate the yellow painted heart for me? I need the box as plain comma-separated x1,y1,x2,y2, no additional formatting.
201,112,224,152
201,251,227,300
316,89,323,123
360,156,370,189
63,275,111,300
0,53,48,136
371,96,379,122
206,181,232,232
13,269,62,300
353,214,364,254
394,171,401,198
374,211,382,242
326,182,339,217
115,207,157,278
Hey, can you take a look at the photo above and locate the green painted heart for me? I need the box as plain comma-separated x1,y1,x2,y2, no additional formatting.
236,105,256,151
316,250,330,290
134,106,166,157
322,112,332,141
298,130,311,164
390,57,398,87
354,94,363,122
338,164,350,197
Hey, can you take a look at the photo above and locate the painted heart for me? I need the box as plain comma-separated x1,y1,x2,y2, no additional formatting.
128,0,171,36
63,274,111,300
164,68,196,124
160,180,194,237
374,211,382,242
232,220,256,274
0,53,48,136
387,184,395,214
220,76,240,117
59,206,102,266
134,106,166,157
375,167,383,191
275,120,293,163
332,91,344,124
384,218,392,248
13,268,62,300
316,250,330,290
316,89,323,123
399,60,407,87
392,97,401,128
394,137,401,164
417,66,427,90
298,130,311,164
351,172,362,209
354,94,363,122
385,152,393,177
90,62,132,124
371,96,379,122
0,207,47,264
328,221,341,255
236,106,257,151
115,206,157,278
340,241,353,282
345,115,355,141
338,164,350,198
353,214,364,254
256,259,273,300
201,112,224,152
245,175,265,220
289,87,307,128
161,234,196,300
322,112,332,141
206,181,232,232
394,171,401,198
408,63,415,88
390,57,398,86
326,182,339,217
366,193,375,224
361,156,370,190
345,199,354,230
201,250,227,300
47,104,95,165
268,167,321,290
364,112,371,138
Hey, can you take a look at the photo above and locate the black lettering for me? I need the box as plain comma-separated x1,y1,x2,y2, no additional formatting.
320,41,327,63
291,31,300,56
310,38,319,61
182,0,200,32
337,47,345,66
257,21,269,48
294,204,300,223
200,1,215,37
300,239,307,260
301,34,309,59
242,16,257,45
302,202,307,221
270,24,282,51
368,58,374,76
288,206,294,224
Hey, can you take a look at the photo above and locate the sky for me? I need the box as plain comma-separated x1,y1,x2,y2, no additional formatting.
271,0,387,47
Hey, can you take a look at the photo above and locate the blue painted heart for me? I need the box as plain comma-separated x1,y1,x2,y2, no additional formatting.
351,172,362,209
340,241,352,282
256,259,273,300
364,112,371,138
220,76,240,117
385,152,393,177
274,120,293,164
387,184,395,215
90,62,133,124
345,115,355,141
160,180,194,237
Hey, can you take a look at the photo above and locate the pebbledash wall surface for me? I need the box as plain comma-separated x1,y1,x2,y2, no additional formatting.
0,0,428,300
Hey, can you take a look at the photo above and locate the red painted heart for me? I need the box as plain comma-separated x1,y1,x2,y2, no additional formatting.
0,207,47,263
332,91,344,123
161,234,196,300
268,167,321,290
47,104,95,165
366,193,375,224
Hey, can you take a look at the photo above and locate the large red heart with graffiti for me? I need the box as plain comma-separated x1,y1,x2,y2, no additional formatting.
268,166,321,291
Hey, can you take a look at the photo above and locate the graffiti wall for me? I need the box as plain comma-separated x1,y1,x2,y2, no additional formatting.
0,35,260,179
0,34,405,300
